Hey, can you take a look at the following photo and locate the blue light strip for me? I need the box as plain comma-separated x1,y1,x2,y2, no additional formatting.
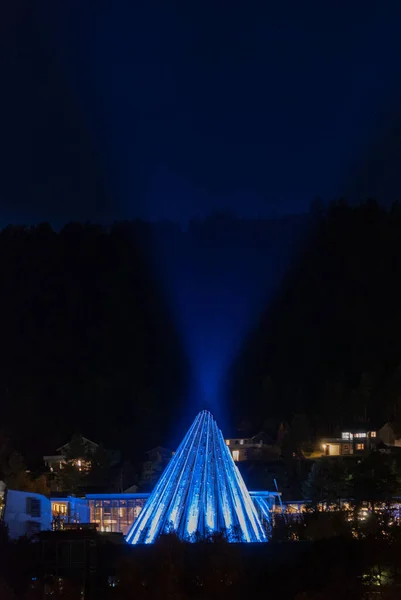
185,412,206,536
221,434,267,541
166,413,204,536
125,415,199,544
253,496,272,522
213,419,234,533
205,412,217,532
126,410,268,544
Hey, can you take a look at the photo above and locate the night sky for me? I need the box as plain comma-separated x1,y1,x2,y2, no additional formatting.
2,1,401,225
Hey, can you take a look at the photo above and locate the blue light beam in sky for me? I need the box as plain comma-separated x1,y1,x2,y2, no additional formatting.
125,410,267,544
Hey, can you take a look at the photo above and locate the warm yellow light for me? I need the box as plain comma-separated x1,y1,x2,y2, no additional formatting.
321,444,326,450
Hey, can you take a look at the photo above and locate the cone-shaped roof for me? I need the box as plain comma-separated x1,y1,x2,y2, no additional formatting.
126,410,267,544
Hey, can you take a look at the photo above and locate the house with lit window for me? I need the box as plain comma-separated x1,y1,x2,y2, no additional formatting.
225,432,273,462
43,435,99,474
44,435,121,494
320,427,377,456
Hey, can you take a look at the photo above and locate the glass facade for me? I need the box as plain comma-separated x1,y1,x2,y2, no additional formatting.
87,495,149,535
49,492,276,538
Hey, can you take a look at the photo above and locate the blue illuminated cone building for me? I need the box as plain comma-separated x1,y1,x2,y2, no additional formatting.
126,410,267,544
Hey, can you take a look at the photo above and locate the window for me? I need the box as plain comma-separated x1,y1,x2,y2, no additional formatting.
240,439,244,445
26,521,41,536
232,450,239,462
225,440,230,446
341,432,350,440
356,443,365,451
370,431,376,438
52,503,67,515
26,498,41,518
354,433,367,438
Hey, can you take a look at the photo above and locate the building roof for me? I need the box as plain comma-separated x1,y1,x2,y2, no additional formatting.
43,454,64,461
225,431,272,444
85,493,151,500
145,446,172,455
57,436,99,453
340,421,383,433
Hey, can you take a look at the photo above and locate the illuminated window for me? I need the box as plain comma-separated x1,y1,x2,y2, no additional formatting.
232,450,239,462
356,443,365,451
53,503,67,515
225,440,230,446
354,433,367,439
370,431,376,438
341,432,350,440
240,439,244,445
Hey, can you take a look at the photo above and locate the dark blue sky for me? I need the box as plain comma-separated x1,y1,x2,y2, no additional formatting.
2,1,401,224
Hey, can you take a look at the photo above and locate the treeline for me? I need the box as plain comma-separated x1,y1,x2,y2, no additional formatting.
2,202,401,465
231,200,401,434
0,221,187,463
0,214,307,464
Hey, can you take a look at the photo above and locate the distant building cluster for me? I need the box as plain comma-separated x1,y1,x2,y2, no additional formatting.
0,487,278,539
0,423,280,540
3,419,401,542
320,422,401,456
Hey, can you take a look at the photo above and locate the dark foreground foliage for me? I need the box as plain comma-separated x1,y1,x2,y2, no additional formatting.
3,516,401,599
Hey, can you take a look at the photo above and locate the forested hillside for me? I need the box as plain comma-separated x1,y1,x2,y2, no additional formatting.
232,200,401,434
2,203,401,463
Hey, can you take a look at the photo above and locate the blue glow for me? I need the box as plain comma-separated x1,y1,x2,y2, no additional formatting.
146,223,302,428
125,410,267,544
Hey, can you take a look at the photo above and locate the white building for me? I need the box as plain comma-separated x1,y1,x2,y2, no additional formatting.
225,432,273,462
3,489,51,539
